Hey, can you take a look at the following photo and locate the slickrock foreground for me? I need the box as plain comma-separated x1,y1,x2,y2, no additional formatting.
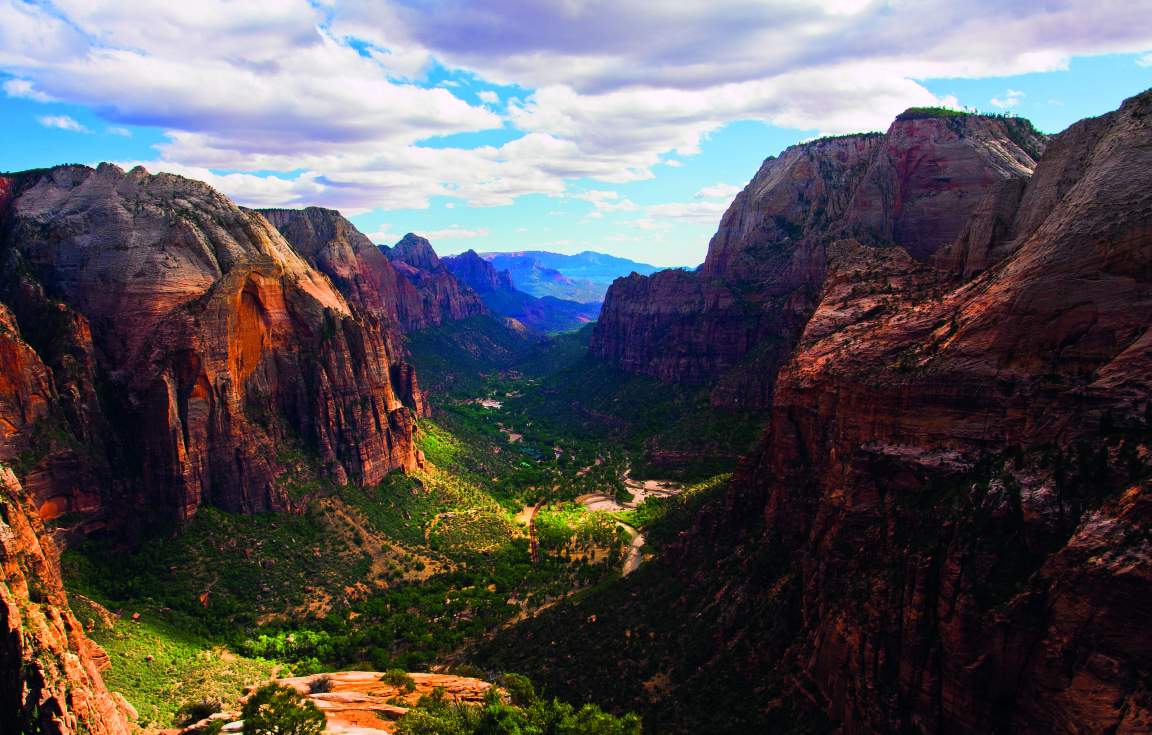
184,672,495,735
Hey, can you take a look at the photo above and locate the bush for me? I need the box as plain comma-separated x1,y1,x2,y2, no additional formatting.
307,676,332,694
177,697,222,726
241,683,326,735
498,673,536,707
381,669,417,692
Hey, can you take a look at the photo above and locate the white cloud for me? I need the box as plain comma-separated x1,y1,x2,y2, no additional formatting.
645,200,729,224
990,88,1025,108
37,114,88,132
571,189,639,214
364,226,397,244
419,226,490,241
3,77,53,101
1138,51,1152,66
107,126,132,136
696,183,742,199
2,0,1150,215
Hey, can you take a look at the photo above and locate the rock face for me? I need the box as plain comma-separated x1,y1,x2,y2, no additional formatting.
443,249,600,333
592,112,1045,407
0,165,422,526
753,92,1152,734
442,248,516,293
0,467,132,735
261,212,483,335
378,233,488,330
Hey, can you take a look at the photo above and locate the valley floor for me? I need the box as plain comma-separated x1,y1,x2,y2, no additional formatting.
62,322,745,732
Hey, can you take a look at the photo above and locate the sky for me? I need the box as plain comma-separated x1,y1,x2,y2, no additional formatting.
1,1,1150,267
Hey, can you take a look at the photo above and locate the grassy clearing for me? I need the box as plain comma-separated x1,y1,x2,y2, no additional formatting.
71,595,277,729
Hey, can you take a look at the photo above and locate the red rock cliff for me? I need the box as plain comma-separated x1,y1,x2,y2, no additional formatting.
380,233,488,329
732,90,1152,733
592,113,1045,407
0,466,133,735
0,165,421,526
261,210,483,334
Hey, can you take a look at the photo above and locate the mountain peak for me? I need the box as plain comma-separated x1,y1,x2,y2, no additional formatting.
390,233,442,270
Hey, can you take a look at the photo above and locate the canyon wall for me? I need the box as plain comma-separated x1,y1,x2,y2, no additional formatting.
375,232,488,330
592,113,1045,407
0,165,422,528
479,93,1150,735
0,466,133,735
752,92,1151,733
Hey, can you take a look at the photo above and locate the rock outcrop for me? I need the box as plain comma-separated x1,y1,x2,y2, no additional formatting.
184,671,495,735
376,233,487,330
0,467,132,735
0,165,421,526
592,112,1046,407
443,249,599,333
750,92,1151,733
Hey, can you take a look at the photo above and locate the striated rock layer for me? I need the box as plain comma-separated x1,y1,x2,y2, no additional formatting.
681,92,1152,732
0,467,132,735
592,112,1045,407
0,165,422,527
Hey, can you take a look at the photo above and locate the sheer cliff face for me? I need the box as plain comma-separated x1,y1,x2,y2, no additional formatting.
0,468,132,735
0,165,421,526
261,213,483,334
592,113,1045,407
381,233,488,329
738,92,1152,733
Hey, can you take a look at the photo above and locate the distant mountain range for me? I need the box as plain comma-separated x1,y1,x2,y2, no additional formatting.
478,250,665,302
382,235,599,333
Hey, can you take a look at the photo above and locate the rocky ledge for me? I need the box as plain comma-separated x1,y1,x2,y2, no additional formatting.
184,671,495,735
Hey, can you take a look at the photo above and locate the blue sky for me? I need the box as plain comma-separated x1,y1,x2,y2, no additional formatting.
1,1,1149,266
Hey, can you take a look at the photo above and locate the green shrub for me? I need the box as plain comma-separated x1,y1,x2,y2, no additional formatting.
498,672,536,707
178,697,223,726
381,669,417,692
241,683,325,735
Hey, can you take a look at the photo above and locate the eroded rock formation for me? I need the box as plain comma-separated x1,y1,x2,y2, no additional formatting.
752,91,1152,733
0,467,133,735
478,92,1151,735
375,232,488,330
443,249,599,333
592,111,1046,407
0,165,422,527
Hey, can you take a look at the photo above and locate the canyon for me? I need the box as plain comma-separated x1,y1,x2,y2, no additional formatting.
0,91,1149,735
482,92,1152,734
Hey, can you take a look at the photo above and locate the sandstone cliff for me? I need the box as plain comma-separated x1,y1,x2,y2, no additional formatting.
751,91,1151,733
0,165,421,527
376,232,488,330
0,467,132,735
592,112,1046,407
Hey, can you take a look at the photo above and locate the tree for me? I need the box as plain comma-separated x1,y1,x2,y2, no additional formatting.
241,683,326,735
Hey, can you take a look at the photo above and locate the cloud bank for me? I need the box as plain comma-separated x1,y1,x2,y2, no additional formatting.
2,0,1149,215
